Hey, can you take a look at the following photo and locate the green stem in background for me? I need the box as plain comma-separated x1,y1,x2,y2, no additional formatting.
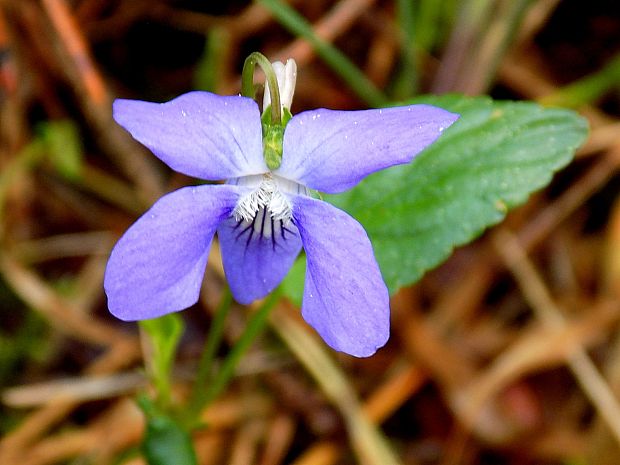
393,0,418,99
415,0,444,52
139,313,184,410
194,26,230,93
187,289,233,416
195,290,281,415
77,164,143,215
258,0,387,107
242,52,282,124
541,53,620,108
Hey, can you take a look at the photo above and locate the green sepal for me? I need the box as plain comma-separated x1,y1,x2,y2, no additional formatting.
137,396,198,465
261,104,274,126
282,107,293,125
263,124,285,170
261,104,293,126
261,105,284,170
260,105,292,170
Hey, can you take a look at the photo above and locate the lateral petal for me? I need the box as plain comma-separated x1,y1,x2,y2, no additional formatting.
293,196,389,357
104,185,240,320
218,208,302,304
278,105,459,193
113,92,267,180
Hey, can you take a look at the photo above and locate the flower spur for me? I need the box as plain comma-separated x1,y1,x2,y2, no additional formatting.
104,57,459,357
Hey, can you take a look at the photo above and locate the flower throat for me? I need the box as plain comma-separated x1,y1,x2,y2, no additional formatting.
232,54,302,225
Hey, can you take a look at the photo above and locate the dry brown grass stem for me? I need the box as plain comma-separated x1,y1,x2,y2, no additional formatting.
271,303,404,465
35,0,164,203
2,372,146,408
257,413,296,465
292,363,425,465
518,146,620,252
0,253,134,347
493,228,620,446
272,0,378,66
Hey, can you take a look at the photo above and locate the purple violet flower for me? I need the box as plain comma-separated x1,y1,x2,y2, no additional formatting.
104,59,459,357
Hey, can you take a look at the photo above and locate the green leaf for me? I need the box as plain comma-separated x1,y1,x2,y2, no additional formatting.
138,396,198,465
38,120,83,180
140,314,184,408
280,255,306,307
283,95,588,297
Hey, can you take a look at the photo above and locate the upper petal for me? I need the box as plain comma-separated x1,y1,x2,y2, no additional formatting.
218,209,302,305
104,184,240,320
113,92,267,180
293,195,389,357
277,105,459,193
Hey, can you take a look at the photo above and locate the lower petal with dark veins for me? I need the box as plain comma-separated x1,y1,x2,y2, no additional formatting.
217,207,302,304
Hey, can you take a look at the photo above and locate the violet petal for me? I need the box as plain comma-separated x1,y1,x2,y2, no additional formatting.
104,185,240,320
113,92,267,180
218,209,302,304
277,105,459,193
293,195,390,357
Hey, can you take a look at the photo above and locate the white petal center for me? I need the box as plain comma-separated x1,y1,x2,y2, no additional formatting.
231,173,307,223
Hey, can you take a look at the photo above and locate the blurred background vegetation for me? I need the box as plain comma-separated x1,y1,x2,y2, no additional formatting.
1,0,620,464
